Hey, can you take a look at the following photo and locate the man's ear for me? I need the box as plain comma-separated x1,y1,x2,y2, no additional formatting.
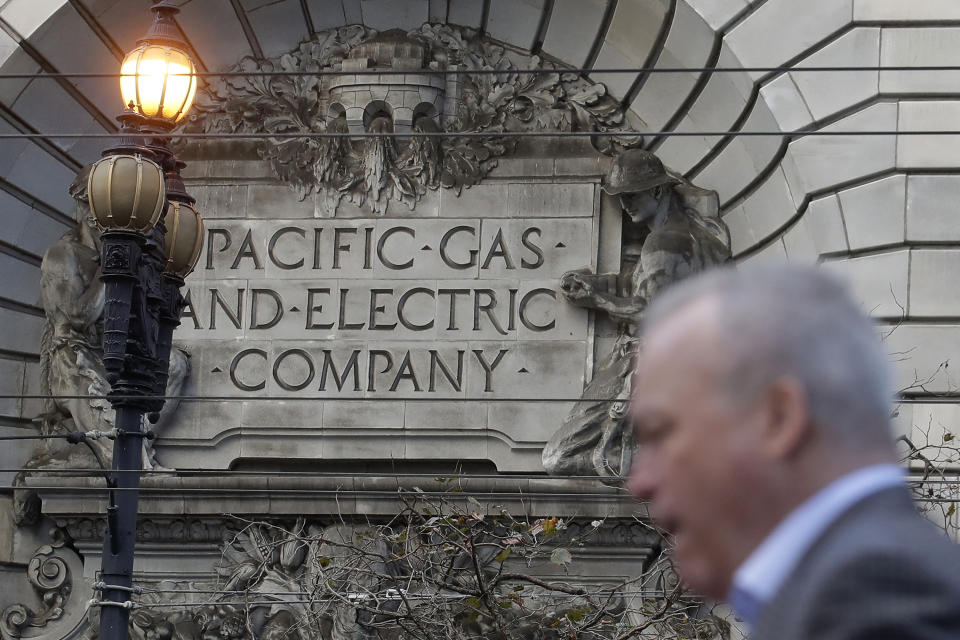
759,376,811,460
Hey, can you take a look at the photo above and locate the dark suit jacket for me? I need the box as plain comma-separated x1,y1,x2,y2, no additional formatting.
750,486,960,640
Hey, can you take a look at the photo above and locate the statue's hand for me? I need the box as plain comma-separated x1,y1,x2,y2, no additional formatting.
560,270,598,306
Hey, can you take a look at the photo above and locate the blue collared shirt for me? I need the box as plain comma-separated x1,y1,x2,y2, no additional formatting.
728,464,905,627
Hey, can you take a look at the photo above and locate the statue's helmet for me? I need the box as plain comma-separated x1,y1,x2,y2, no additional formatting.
603,149,679,195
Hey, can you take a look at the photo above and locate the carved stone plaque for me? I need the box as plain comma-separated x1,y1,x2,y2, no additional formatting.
165,178,597,471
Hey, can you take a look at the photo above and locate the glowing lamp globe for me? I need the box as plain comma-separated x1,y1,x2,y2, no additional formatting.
119,1,198,124
120,44,197,123
87,155,166,233
162,200,205,277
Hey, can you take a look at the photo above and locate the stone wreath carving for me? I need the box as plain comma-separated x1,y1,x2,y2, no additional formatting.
186,23,642,214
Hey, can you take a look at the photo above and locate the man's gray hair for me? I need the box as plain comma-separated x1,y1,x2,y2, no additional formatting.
643,265,895,451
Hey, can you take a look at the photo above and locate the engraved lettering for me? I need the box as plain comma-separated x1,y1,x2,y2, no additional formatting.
250,289,284,330
333,227,356,269
319,349,362,391
210,288,244,330
397,288,435,331
520,227,544,269
519,288,556,332
473,288,508,335
273,349,315,391
268,227,306,270
205,228,232,270
230,348,266,391
367,350,393,392
429,350,464,392
439,225,478,270
389,351,421,392
377,226,415,270
231,229,263,270
369,289,398,330
306,288,334,330
472,349,509,393
481,228,514,270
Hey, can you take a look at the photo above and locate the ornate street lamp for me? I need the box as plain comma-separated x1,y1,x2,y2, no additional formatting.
91,4,203,640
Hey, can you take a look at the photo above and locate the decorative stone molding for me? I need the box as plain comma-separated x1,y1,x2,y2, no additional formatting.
1,530,91,640
186,23,641,214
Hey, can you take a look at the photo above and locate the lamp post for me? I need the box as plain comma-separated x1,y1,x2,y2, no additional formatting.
92,4,202,640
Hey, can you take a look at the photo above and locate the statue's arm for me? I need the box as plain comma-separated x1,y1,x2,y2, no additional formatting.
560,269,646,320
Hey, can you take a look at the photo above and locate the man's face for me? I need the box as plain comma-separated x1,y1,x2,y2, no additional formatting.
620,185,664,224
627,299,766,599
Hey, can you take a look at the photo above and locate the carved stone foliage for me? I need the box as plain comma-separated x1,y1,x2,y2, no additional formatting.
109,515,670,640
186,23,642,214
1,530,91,640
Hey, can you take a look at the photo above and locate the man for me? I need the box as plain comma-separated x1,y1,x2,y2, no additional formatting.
542,149,730,479
628,265,960,639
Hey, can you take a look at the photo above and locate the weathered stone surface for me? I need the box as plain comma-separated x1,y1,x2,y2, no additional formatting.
910,250,960,317
822,250,909,319
792,28,879,122
881,28,960,95
837,174,906,251
898,101,960,168
906,175,960,242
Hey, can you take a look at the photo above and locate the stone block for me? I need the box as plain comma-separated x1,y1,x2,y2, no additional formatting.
0,0,63,45
245,0,310,58
898,101,960,169
738,238,787,268
488,401,573,444
404,400,488,430
0,308,41,356
486,0,545,51
854,0,960,21
188,183,249,219
788,103,897,195
629,48,701,133
759,74,813,132
246,184,315,219
909,250,960,317
489,156,555,178
882,324,960,395
880,28,960,95
726,0,853,78
463,341,588,400
906,175,960,242
0,253,40,307
686,0,749,30
6,143,75,215
693,138,762,204
174,0,255,69
837,174,905,251
359,0,429,31
508,182,595,217
791,28,879,122
781,222,819,263
803,194,849,255
0,357,25,418
542,0,607,67
19,361,42,419
721,205,756,256
740,167,797,245
821,250,909,319
654,115,719,176
477,216,595,277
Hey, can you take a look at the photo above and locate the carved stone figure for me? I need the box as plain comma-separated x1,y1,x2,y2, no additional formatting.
185,23,641,215
29,167,190,473
542,149,731,481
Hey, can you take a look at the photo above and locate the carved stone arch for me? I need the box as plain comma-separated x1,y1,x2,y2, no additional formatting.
363,100,394,132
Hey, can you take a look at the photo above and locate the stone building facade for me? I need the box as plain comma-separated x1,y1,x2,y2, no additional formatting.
1,1,959,639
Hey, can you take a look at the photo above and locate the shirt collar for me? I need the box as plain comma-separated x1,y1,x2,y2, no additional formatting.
729,464,904,624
